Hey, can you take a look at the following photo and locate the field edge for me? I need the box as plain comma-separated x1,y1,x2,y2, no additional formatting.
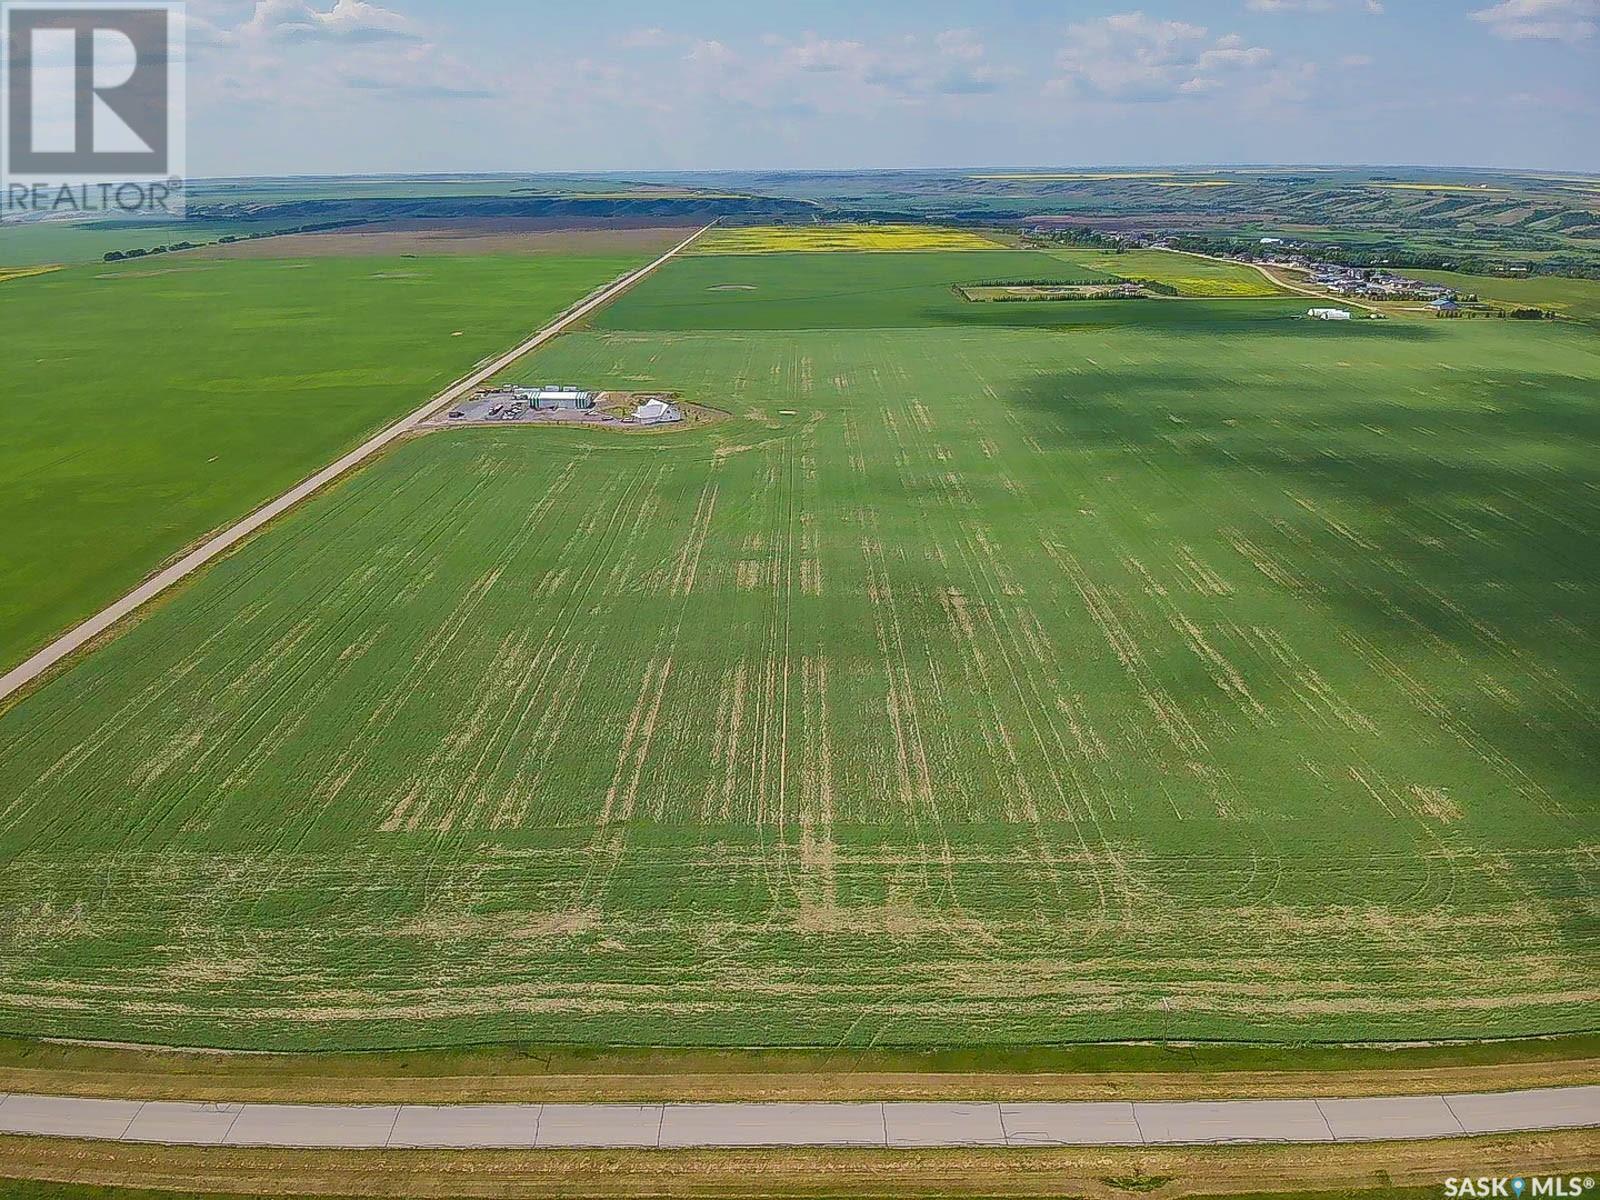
0,1130,1591,1200
0,1034,1593,1104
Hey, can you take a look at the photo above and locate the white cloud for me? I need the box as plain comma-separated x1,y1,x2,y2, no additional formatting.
619,27,673,50
684,38,738,67
935,29,985,61
1246,0,1383,11
1470,0,1599,40
770,30,1010,99
183,12,240,49
344,42,493,99
1248,60,1321,106
196,1,494,107
783,36,871,74
240,0,420,44
925,29,1010,94
1199,33,1273,70
1050,12,1273,102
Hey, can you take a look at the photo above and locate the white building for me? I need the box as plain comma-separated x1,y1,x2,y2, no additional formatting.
633,397,683,426
519,385,595,411
1308,308,1352,321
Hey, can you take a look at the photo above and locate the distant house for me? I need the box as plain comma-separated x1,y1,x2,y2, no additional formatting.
1308,308,1352,321
1259,237,1283,245
1428,298,1462,316
633,397,683,426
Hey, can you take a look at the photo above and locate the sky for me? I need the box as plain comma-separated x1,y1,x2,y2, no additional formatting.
171,0,1599,176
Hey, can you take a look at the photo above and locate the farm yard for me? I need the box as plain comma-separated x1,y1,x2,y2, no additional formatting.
0,234,1595,1053
0,247,651,674
1045,248,1286,298
1406,269,1600,326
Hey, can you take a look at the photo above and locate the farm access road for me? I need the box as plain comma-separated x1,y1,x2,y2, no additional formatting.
0,223,713,709
0,1086,1594,1148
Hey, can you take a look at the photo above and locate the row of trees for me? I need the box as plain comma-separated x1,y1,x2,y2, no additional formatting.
102,219,369,263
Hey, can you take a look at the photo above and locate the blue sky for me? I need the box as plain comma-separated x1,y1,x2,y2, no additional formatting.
181,0,1599,175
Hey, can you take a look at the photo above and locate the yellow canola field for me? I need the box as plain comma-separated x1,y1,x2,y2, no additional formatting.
0,264,62,283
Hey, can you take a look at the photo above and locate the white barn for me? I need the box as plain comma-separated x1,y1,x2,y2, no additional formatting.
633,397,683,426
1308,307,1352,321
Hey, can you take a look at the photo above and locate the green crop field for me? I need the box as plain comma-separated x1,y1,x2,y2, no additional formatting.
0,218,266,267
0,241,1594,1052
0,251,643,672
596,250,1121,330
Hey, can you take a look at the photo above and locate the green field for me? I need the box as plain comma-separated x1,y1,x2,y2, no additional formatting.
0,252,642,672
1408,269,1600,325
595,250,1123,330
0,241,1594,1051
0,218,275,267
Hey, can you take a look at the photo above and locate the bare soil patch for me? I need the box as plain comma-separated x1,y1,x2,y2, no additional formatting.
94,266,213,280
423,391,727,434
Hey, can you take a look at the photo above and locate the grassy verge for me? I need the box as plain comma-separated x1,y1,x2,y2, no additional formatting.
0,1131,1588,1199
0,1035,1593,1105
0,1183,1449,1200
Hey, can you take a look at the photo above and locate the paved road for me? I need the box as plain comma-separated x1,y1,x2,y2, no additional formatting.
0,223,712,708
0,1087,1593,1149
